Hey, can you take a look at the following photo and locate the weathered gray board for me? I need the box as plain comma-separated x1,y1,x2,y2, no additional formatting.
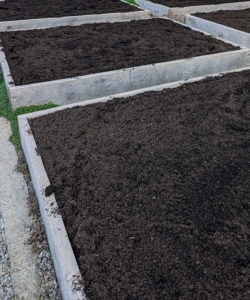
181,14,250,49
1,47,250,110
18,64,250,300
0,10,150,32
136,0,250,16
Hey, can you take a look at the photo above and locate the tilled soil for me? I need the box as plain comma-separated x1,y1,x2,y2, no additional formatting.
149,0,249,7
0,0,139,21
30,70,250,299
0,19,238,85
195,9,250,33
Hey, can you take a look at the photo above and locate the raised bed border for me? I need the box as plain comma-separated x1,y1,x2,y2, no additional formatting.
136,0,250,16
137,0,169,16
18,115,87,300
181,14,250,49
0,1,150,32
169,1,250,15
18,65,250,300
3,49,250,110
1,17,250,110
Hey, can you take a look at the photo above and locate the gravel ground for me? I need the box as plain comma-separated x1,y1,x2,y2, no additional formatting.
0,213,14,299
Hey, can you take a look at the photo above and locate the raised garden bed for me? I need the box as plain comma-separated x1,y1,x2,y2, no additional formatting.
146,0,250,7
182,10,250,48
20,67,250,299
136,0,250,16
0,18,248,109
0,0,150,33
195,8,250,33
0,18,239,86
0,0,139,21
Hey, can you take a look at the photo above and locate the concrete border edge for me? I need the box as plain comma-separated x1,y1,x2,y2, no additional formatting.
136,0,169,16
136,0,250,16
18,118,87,300
17,64,250,119
0,9,151,32
169,1,250,15
182,14,250,49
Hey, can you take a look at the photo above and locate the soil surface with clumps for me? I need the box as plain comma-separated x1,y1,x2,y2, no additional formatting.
152,0,248,7
0,19,238,85
0,0,139,21
195,9,250,33
30,70,250,299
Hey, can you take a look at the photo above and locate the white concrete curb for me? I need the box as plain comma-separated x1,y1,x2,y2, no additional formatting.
18,117,87,300
18,64,250,299
17,64,250,119
181,14,250,49
0,9,151,32
169,1,250,15
137,0,169,16
136,0,250,16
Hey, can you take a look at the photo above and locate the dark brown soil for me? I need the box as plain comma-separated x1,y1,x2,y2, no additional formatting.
30,69,250,299
0,19,238,86
150,0,249,7
0,0,139,21
195,9,250,33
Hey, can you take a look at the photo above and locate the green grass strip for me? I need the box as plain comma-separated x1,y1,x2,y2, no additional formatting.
0,70,59,151
124,0,139,6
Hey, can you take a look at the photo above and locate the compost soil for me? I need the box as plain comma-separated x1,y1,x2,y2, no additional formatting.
195,9,250,33
0,0,139,21
0,19,238,86
30,70,250,299
150,0,249,7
